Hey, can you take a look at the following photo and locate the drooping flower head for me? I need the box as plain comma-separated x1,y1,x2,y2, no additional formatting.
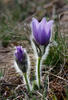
15,46,28,73
32,17,54,46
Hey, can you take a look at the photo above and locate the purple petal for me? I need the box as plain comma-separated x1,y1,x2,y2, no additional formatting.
31,17,54,45
32,18,39,32
15,46,24,62
39,18,47,32
36,18,47,45
47,20,54,30
44,20,53,36
37,25,50,45
32,18,39,43
40,17,47,25
16,46,22,53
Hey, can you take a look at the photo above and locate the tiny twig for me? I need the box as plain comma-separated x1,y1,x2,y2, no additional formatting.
47,73,49,92
43,71,68,84
36,91,43,97
0,83,17,87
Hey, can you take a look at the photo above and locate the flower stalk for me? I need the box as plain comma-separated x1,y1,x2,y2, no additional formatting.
37,57,41,88
15,46,31,92
23,73,31,92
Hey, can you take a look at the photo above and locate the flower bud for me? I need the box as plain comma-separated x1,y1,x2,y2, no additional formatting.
15,46,28,73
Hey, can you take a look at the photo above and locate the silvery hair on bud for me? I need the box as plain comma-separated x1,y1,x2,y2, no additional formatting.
14,48,30,75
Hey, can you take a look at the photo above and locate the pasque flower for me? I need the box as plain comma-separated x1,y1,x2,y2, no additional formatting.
31,17,54,88
15,46,31,92
15,46,28,73
32,17,53,45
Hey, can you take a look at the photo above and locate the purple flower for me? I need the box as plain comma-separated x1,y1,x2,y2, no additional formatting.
15,46,24,62
32,17,54,45
15,46,28,73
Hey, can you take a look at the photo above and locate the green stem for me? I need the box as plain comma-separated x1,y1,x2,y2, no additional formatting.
23,73,30,92
37,57,41,88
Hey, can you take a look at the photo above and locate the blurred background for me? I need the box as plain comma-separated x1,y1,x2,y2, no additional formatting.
0,0,68,100
0,0,68,46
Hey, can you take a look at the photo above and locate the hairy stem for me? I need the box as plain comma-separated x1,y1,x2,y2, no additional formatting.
37,57,41,88
23,73,30,92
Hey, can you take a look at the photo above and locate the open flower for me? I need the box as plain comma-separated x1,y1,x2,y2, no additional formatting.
32,17,54,45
